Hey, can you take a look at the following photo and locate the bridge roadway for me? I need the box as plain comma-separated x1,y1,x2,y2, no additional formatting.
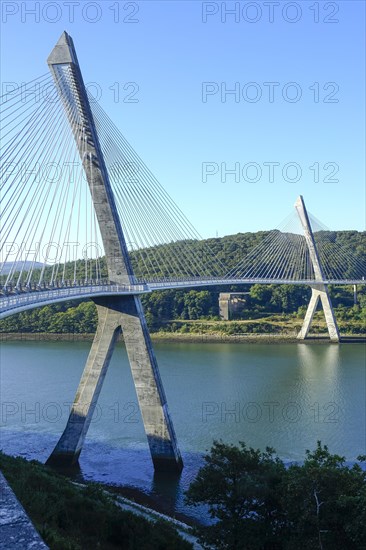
0,278,364,319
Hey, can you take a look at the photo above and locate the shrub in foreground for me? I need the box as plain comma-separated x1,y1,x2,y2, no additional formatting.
186,441,366,549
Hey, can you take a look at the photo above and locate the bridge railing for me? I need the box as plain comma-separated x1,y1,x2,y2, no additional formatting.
1,278,365,317
148,278,366,288
0,284,148,314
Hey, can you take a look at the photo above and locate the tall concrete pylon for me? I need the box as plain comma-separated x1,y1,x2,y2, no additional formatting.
295,196,340,342
46,32,183,472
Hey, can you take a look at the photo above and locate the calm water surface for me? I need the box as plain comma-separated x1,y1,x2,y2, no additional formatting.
0,341,365,520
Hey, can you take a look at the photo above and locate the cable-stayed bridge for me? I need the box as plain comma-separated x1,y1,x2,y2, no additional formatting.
1,33,365,472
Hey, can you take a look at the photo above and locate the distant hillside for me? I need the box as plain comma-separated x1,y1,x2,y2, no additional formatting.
0,230,364,284
0,261,45,276
0,230,365,334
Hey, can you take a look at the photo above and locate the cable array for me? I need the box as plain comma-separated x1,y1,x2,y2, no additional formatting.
225,212,314,281
225,211,365,282
0,71,104,291
310,214,366,281
88,94,226,281
1,69,364,297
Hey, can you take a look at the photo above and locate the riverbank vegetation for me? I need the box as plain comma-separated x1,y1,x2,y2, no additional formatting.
1,231,364,336
186,441,366,549
0,284,365,336
0,452,191,550
2,441,365,550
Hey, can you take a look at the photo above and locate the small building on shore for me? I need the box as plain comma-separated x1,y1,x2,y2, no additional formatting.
219,292,249,320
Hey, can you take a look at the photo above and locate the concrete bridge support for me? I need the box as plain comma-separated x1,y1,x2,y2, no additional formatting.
47,296,183,471
295,196,340,342
297,284,340,342
46,32,183,472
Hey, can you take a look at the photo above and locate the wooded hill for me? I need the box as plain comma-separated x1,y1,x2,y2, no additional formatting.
0,231,364,334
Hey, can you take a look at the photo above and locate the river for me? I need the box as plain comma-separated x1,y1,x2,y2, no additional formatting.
0,340,365,522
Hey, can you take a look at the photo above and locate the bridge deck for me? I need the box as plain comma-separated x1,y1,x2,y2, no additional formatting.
0,279,364,320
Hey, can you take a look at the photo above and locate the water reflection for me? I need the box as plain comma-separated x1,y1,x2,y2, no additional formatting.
0,340,364,518
296,343,341,401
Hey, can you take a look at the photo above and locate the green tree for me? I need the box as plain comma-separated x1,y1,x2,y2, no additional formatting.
249,284,272,307
283,442,366,549
185,441,286,549
185,441,366,550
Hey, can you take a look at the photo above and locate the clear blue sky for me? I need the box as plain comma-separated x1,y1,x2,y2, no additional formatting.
1,1,365,237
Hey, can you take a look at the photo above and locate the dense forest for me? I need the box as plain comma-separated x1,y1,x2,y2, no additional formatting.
1,229,364,286
1,231,365,335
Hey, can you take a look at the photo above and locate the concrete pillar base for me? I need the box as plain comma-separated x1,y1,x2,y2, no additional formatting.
46,450,81,468
297,284,340,342
47,296,183,473
152,455,184,473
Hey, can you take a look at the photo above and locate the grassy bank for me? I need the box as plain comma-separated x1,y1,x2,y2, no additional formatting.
0,452,192,550
1,331,365,343
1,310,364,343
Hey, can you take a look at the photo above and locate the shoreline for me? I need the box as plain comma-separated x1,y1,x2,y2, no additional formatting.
0,451,197,549
0,331,364,344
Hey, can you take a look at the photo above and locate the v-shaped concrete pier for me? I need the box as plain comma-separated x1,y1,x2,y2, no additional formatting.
46,32,183,472
295,196,340,342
